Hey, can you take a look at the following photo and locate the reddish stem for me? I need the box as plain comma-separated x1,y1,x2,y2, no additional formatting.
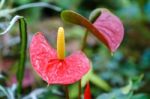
64,85,69,99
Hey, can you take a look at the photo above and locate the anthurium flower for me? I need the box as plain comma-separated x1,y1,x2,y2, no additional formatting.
30,27,90,84
84,82,91,99
61,8,124,52
92,8,124,52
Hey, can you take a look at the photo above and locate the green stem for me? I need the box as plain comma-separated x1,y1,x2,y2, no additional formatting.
78,80,81,99
78,29,89,99
17,18,27,95
81,29,88,51
11,2,61,13
0,16,27,98
64,85,69,99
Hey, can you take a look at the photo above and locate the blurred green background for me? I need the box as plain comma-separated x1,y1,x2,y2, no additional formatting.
0,0,150,99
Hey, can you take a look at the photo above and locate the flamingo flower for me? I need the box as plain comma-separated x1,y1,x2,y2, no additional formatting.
61,8,124,52
30,27,90,84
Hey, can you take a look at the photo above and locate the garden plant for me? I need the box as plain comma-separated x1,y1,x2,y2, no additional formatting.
0,0,150,99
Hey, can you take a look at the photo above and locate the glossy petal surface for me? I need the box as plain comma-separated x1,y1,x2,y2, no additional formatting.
47,51,90,84
30,32,57,82
30,33,90,84
93,9,124,52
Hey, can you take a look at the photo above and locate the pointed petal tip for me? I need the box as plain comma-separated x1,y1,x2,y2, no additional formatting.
93,8,124,52
84,82,91,99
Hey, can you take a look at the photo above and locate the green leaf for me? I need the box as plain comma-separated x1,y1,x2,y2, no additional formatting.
131,74,144,91
0,85,9,98
132,94,150,99
81,66,92,87
96,90,133,99
0,85,15,99
81,63,111,91
89,8,101,23
69,83,79,99
121,80,132,94
90,73,111,91
121,74,144,95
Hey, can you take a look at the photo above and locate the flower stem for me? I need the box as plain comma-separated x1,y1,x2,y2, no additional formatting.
78,80,82,99
81,29,88,51
64,85,69,99
78,29,89,99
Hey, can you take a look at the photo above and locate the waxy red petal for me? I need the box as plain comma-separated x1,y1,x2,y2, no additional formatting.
30,32,57,82
93,9,124,52
84,82,91,99
30,33,90,84
47,51,90,84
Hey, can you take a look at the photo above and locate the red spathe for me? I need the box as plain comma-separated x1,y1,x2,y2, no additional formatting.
93,9,124,52
84,82,91,99
30,32,90,84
